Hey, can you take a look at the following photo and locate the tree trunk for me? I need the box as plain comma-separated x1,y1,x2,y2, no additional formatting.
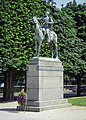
3,70,14,101
25,70,26,92
76,77,81,97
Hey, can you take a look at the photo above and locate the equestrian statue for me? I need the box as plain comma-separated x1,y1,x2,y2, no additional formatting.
32,11,58,58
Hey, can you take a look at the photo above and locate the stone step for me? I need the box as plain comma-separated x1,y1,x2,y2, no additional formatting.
17,103,72,112
27,99,68,107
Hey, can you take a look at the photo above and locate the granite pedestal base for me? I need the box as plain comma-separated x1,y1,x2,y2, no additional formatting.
26,57,70,112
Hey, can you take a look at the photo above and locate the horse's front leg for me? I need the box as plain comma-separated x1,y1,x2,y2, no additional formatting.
37,41,42,57
34,41,38,57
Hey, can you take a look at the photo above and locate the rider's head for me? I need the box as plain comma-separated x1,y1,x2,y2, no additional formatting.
45,11,50,16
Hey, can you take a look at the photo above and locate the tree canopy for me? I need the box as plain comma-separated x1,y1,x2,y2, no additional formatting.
0,0,86,99
61,1,86,80
0,0,47,73
0,0,48,100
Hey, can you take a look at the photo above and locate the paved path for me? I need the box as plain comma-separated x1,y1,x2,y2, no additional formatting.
0,102,86,120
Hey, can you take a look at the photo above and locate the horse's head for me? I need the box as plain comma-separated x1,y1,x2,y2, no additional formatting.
32,16,38,24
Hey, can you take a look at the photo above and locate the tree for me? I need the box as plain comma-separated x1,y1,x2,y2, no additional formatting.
61,1,86,96
62,1,86,42
0,0,47,101
0,0,86,99
74,4,86,42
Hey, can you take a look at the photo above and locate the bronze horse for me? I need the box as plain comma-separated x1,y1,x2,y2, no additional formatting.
32,16,58,58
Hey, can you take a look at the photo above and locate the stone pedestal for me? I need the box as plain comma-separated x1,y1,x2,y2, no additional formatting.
26,57,70,112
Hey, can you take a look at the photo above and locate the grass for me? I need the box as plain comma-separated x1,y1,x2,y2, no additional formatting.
68,97,86,106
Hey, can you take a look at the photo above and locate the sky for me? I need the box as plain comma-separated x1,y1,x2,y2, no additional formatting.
54,0,86,8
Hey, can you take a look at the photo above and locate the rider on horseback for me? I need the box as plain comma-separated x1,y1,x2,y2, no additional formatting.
37,11,53,42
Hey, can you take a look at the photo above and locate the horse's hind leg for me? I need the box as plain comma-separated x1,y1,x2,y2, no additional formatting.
53,42,58,59
50,41,53,58
35,41,42,57
55,43,58,58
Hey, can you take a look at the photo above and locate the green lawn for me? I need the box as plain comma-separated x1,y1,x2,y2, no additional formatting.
68,97,86,106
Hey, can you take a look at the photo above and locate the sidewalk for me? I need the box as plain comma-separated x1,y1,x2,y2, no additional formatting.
0,102,86,120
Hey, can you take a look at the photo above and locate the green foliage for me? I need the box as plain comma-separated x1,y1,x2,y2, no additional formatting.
0,0,47,72
62,2,86,41
0,0,86,80
59,1,86,80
